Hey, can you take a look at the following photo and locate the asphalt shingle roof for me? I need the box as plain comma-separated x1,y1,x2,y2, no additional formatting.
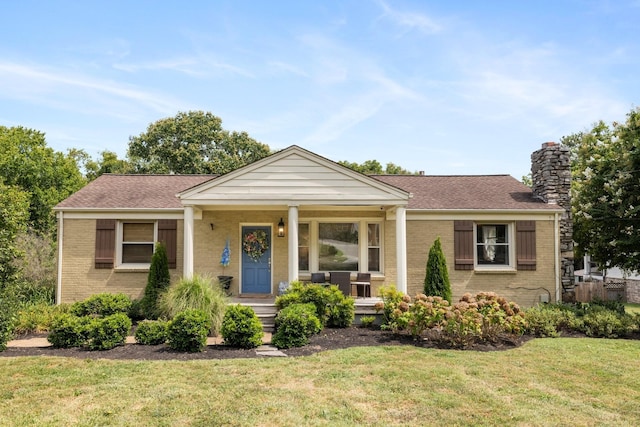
55,174,215,210
372,174,555,210
55,173,556,211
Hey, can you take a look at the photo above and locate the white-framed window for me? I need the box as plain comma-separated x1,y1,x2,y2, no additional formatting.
298,220,383,273
475,223,513,268
118,221,157,266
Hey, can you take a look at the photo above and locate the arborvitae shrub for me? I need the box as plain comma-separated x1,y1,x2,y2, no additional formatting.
70,293,132,317
48,313,91,348
424,237,452,303
86,313,132,351
220,305,263,349
134,319,169,345
272,303,322,349
141,242,171,319
166,309,209,352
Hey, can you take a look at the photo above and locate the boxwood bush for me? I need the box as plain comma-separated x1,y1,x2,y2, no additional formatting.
220,305,263,349
275,282,354,328
86,313,132,351
135,319,169,345
47,313,91,348
167,309,209,352
272,303,322,349
70,293,132,317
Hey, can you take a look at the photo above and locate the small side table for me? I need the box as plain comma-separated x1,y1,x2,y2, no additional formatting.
351,281,371,298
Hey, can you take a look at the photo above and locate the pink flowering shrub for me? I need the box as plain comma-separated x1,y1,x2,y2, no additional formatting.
376,290,526,346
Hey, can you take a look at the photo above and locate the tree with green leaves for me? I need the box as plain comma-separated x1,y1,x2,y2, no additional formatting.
69,148,131,182
424,237,451,302
338,159,417,175
0,126,86,234
127,111,271,174
141,242,171,319
0,181,30,289
562,107,640,272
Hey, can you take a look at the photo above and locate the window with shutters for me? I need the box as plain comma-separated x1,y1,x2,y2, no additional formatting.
120,222,156,265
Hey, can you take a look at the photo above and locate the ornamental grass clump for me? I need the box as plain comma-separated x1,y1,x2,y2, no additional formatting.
159,274,228,335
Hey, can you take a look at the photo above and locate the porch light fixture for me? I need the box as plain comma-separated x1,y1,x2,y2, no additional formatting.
277,218,285,237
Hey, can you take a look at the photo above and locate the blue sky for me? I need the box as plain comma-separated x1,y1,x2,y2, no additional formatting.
1,1,638,179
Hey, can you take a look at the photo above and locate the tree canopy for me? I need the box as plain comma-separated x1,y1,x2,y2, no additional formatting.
127,111,271,174
0,126,86,234
338,159,417,175
562,107,640,272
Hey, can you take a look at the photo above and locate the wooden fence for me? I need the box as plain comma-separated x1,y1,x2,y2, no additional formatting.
574,280,626,303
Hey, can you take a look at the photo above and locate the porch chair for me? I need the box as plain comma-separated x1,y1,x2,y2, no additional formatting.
351,273,371,298
329,271,352,297
310,273,327,284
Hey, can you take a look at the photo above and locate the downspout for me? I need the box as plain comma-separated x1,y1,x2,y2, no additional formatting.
56,211,63,305
554,212,561,302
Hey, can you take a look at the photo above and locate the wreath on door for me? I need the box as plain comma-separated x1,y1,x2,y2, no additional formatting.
243,230,269,262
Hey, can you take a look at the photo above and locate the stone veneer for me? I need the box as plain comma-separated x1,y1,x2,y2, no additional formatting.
531,142,575,300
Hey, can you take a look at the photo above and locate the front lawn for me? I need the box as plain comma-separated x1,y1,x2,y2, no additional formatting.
1,338,639,426
626,303,640,315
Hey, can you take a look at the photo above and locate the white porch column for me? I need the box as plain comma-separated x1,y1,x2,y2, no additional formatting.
395,206,407,294
287,205,299,282
183,205,194,279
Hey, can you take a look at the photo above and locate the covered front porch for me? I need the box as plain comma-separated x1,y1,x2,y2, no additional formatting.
175,146,412,297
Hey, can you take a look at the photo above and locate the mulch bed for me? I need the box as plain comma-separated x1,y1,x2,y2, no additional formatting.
0,327,534,361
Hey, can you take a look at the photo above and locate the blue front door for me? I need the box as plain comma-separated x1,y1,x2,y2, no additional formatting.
241,226,272,294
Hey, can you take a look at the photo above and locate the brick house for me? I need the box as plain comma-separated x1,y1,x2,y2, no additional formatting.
54,143,572,306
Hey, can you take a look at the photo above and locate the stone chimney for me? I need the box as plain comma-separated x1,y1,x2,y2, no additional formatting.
531,142,575,300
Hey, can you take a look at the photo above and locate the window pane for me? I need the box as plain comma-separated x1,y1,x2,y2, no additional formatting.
123,223,153,242
477,225,508,244
368,223,380,246
368,248,380,272
477,244,509,265
122,244,154,263
318,223,358,271
299,223,309,246
298,223,309,271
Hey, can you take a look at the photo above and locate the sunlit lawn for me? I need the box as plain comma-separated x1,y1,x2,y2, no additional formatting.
626,303,640,315
1,338,639,426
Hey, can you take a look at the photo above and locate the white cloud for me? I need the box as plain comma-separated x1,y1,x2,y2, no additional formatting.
374,0,442,35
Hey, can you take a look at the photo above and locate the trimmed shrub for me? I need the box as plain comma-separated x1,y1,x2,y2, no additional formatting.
141,242,171,319
275,281,355,327
220,305,263,349
167,309,209,352
580,310,636,338
70,293,132,317
135,319,169,345
159,274,228,335
87,313,132,351
272,303,322,349
424,237,452,303
524,304,577,338
127,298,145,322
47,313,91,348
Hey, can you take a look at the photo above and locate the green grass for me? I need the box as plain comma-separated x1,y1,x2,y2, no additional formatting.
625,303,640,315
1,338,639,426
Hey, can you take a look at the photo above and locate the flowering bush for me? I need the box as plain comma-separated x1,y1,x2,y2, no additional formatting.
376,290,526,346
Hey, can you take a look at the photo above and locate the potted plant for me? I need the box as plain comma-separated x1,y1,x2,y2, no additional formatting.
218,238,233,294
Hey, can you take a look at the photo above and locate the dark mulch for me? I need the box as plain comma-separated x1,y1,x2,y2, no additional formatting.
0,328,534,361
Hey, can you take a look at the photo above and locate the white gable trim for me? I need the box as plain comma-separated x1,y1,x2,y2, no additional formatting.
177,145,411,207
